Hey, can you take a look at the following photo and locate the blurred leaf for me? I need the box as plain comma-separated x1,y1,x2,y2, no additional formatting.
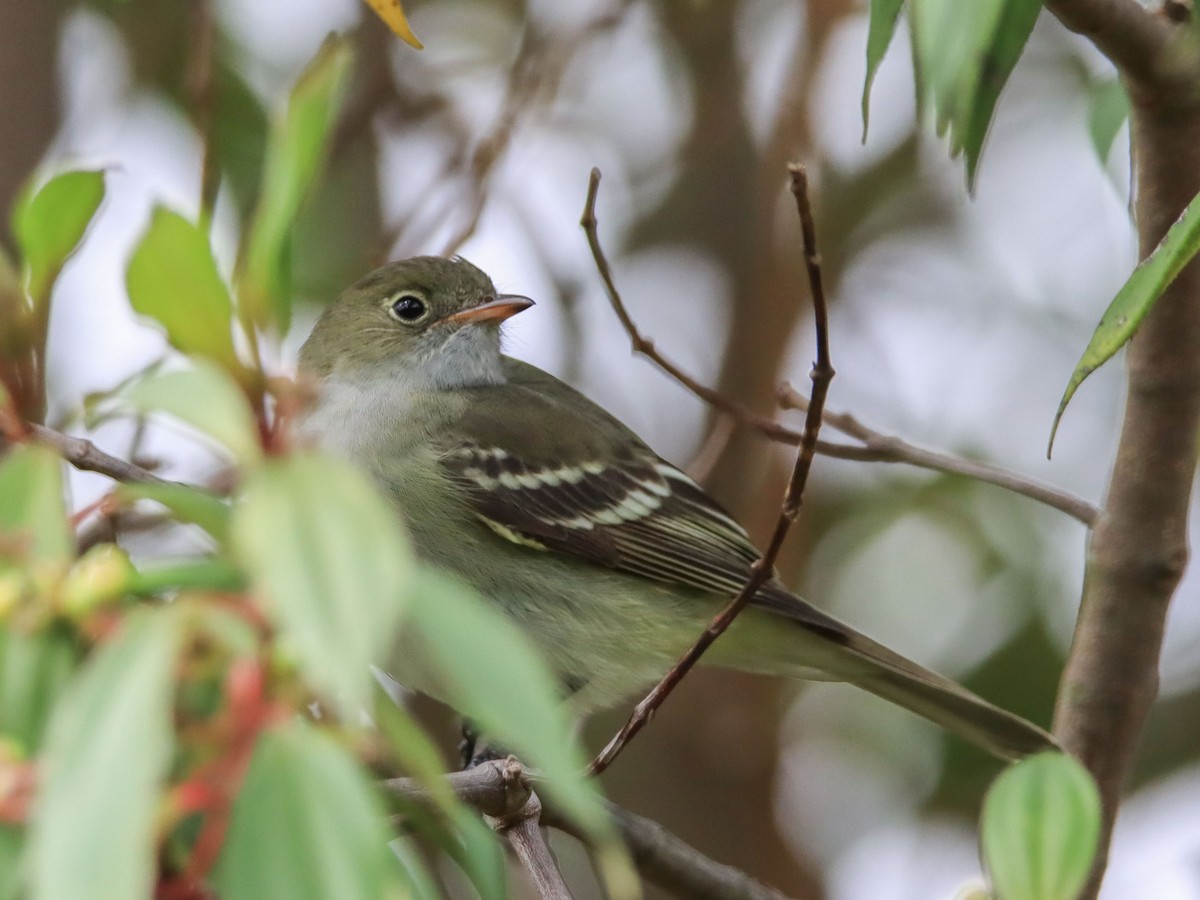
981,752,1100,900
240,37,353,333
11,170,105,306
373,687,507,900
126,206,241,372
214,722,405,900
115,360,262,464
128,559,246,596
363,0,423,49
232,454,411,712
213,58,269,222
0,445,71,566
59,545,136,619
388,838,441,900
1087,78,1129,165
0,627,78,752
862,0,905,139
30,607,183,900
910,0,1040,186
1050,187,1200,454
403,569,633,896
0,825,20,900
114,482,231,543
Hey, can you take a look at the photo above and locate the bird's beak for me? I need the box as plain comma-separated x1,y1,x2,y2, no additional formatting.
442,294,534,326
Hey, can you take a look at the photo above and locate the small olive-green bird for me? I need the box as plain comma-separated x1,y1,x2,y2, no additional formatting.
298,255,1055,760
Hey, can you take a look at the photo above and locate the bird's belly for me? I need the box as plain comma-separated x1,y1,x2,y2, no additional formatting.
396,515,706,715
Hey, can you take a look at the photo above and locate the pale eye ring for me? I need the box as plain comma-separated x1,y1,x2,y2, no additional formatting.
388,294,429,323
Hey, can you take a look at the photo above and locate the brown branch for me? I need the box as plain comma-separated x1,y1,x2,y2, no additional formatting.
385,763,800,900
587,164,834,775
1050,47,1200,898
1042,0,1177,88
580,168,1099,527
777,385,1100,526
27,423,171,485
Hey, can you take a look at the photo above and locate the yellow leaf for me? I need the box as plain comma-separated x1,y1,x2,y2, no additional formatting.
362,0,423,49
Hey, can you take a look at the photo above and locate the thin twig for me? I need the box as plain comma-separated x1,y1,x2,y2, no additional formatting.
777,386,1100,526
587,164,835,775
385,764,800,900
27,424,171,485
495,794,574,900
578,167,1099,527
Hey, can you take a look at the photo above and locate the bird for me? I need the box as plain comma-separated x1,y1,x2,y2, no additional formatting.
296,255,1057,761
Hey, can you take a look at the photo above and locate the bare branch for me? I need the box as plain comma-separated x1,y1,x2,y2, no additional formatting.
580,168,1099,526
777,386,1100,526
588,164,834,775
28,424,171,485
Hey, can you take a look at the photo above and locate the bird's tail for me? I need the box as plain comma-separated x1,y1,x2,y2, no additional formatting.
719,587,1059,761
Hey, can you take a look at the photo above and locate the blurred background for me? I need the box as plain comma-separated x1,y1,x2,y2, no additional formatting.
3,0,1198,897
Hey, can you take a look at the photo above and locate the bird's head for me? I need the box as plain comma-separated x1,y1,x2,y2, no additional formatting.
298,256,533,386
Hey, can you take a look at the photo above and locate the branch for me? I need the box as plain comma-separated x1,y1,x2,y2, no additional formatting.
587,164,834,775
1051,43,1200,897
27,424,171,485
387,759,573,900
1042,0,1176,88
385,763,800,900
579,167,1099,527
776,386,1100,526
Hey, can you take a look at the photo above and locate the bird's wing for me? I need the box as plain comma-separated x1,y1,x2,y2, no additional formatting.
435,359,775,601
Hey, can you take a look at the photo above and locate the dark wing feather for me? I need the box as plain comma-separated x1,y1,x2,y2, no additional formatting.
436,358,765,599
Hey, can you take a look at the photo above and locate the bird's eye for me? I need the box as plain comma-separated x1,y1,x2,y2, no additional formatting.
389,294,428,323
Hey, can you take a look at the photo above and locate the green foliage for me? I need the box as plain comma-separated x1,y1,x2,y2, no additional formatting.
11,170,105,308
109,360,263,464
233,454,413,712
981,752,1101,900
1051,186,1200,453
126,206,242,373
239,36,353,333
909,0,1041,186
113,482,231,543
214,723,407,900
862,0,905,138
29,608,183,900
0,446,72,566
1087,78,1130,165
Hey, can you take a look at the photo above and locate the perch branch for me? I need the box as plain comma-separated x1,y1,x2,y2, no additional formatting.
27,424,171,485
1042,0,1176,88
587,164,834,775
579,167,1099,527
385,762,800,900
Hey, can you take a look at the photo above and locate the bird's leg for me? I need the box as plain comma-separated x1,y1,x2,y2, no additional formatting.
459,719,508,769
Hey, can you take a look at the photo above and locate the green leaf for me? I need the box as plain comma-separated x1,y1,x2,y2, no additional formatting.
214,722,405,900
402,569,634,897
0,445,71,566
12,170,105,306
910,0,1040,186
1050,187,1200,454
0,825,21,900
1087,78,1129,165
114,482,231,543
128,559,246,596
862,0,906,140
126,206,241,371
115,360,262,464
232,454,412,712
373,688,507,900
0,627,78,752
29,607,183,900
388,838,442,900
981,752,1101,900
240,37,353,333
